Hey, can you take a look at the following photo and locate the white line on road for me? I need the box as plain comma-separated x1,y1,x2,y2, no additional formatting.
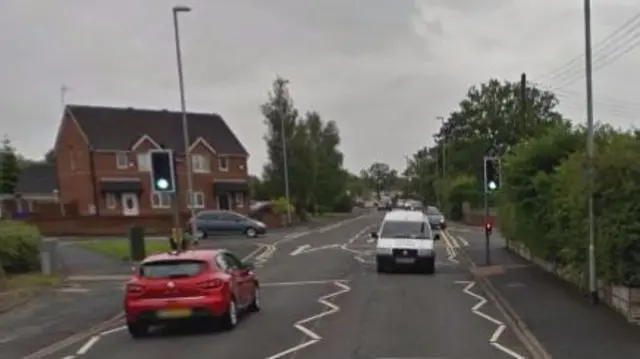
289,244,311,256
456,235,469,246
442,232,459,264
261,279,349,287
76,336,99,355
99,325,126,336
455,280,525,359
265,281,351,359
61,356,74,359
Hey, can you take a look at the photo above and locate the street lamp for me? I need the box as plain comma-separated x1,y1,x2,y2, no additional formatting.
172,5,198,238
583,0,597,305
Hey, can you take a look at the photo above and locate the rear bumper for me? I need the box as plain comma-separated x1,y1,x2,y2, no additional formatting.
376,254,435,268
125,295,228,323
430,222,447,230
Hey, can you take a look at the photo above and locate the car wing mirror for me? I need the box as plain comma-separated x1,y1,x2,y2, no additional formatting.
370,231,379,239
243,262,255,271
434,233,441,240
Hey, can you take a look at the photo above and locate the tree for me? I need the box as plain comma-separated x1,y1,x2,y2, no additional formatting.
362,162,397,199
434,79,569,182
260,77,349,218
44,149,55,163
404,147,438,204
0,136,20,194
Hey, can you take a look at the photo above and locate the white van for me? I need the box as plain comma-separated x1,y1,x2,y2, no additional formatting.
370,210,439,274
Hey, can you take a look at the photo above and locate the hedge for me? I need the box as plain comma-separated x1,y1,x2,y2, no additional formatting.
498,125,640,287
0,220,41,274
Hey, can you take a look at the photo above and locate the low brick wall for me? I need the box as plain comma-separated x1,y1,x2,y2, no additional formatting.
508,241,640,324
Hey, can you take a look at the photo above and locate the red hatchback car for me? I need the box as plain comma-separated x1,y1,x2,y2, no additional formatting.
124,249,260,338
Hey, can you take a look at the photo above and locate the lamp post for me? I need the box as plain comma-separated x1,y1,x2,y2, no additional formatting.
172,5,198,239
583,0,597,305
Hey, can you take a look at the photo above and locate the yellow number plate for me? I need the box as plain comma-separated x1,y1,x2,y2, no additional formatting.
157,308,191,318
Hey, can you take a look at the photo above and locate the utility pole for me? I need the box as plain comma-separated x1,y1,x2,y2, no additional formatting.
280,101,292,226
437,116,446,178
520,73,527,135
172,5,198,238
583,0,598,305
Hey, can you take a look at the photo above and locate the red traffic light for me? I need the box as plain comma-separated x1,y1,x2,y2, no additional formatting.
485,222,492,229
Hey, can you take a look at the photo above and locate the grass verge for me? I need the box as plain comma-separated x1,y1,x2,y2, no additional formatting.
76,238,171,261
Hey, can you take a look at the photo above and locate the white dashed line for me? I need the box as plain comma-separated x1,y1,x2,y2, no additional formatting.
264,281,351,359
76,336,99,355
455,280,526,359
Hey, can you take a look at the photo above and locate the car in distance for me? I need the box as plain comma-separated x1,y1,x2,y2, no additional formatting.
371,210,439,274
188,210,267,238
124,249,260,338
425,206,446,230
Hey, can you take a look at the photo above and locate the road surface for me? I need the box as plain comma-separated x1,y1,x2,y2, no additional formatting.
44,213,530,359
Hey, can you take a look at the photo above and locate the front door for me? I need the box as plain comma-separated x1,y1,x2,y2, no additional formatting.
217,194,230,210
121,193,139,216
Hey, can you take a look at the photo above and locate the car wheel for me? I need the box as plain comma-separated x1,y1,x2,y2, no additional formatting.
220,298,238,330
248,286,261,312
424,258,435,275
127,321,149,338
245,227,258,238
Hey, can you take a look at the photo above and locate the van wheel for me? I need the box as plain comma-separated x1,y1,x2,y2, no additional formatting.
423,258,435,274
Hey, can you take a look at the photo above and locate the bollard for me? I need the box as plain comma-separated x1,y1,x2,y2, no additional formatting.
128,226,146,261
40,238,59,275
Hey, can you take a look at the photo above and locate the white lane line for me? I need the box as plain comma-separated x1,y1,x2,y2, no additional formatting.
455,280,525,359
290,244,311,256
61,356,75,359
265,281,351,359
456,234,469,246
99,325,126,336
261,279,349,287
76,336,99,355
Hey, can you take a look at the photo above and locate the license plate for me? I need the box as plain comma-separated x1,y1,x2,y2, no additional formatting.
157,308,191,318
395,257,415,264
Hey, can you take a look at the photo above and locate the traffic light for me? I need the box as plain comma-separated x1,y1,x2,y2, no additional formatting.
149,150,176,193
485,222,493,236
484,157,500,191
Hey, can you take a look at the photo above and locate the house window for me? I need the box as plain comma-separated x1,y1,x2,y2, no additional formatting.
137,152,150,172
116,152,129,169
235,192,244,208
218,157,229,171
151,192,172,208
192,154,210,173
187,190,205,209
105,193,116,209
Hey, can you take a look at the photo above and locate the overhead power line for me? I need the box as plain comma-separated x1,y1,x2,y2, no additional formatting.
535,11,640,87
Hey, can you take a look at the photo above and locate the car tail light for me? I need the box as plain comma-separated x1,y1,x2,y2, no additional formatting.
126,283,144,294
197,278,224,290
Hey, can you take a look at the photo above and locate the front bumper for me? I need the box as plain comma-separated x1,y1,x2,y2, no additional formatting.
376,253,435,268
125,295,228,324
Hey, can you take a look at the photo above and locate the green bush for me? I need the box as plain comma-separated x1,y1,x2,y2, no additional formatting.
438,175,481,220
332,194,353,213
498,126,640,287
0,220,41,274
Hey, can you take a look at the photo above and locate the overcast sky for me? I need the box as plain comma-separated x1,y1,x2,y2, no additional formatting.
2,0,640,175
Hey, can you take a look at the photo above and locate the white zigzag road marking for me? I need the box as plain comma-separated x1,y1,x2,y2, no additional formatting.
442,231,460,264
455,280,526,359
265,281,351,359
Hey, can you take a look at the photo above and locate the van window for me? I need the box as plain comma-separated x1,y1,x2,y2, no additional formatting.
380,220,430,239
140,260,206,278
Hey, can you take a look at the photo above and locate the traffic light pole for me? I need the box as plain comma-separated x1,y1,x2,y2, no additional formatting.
483,156,491,265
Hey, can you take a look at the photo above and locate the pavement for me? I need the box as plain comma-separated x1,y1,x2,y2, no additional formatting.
448,225,640,359
29,212,533,359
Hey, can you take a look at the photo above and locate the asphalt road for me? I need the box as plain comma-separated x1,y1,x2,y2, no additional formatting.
44,213,531,359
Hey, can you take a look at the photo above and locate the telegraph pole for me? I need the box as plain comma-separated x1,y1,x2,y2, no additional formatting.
520,73,527,134
583,0,598,305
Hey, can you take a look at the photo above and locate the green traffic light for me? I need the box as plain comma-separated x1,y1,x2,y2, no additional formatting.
488,181,497,190
156,178,169,190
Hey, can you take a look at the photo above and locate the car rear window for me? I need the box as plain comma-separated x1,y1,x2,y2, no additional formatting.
139,260,207,278
380,220,430,239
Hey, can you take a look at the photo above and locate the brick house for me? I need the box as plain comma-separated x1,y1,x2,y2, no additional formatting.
53,104,250,217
